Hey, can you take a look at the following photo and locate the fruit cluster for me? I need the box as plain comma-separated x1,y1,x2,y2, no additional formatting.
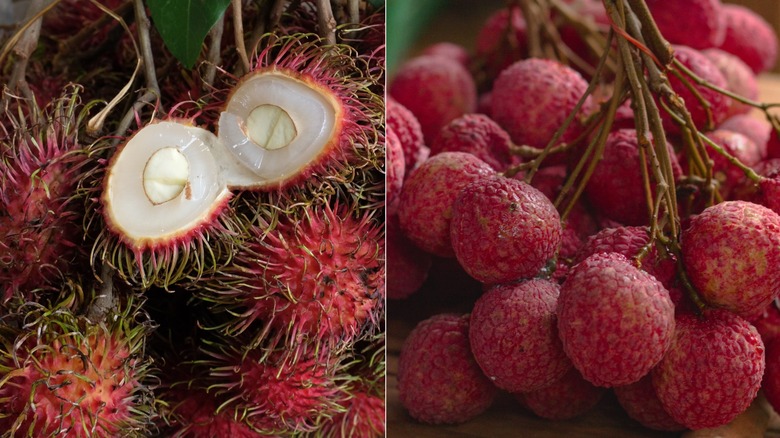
0,2,385,437
390,0,780,434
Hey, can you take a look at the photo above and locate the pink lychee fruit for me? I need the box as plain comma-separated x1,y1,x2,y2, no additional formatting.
529,165,598,239
653,309,765,430
682,200,780,320
753,301,780,343
430,113,517,171
762,337,780,415
397,313,498,424
474,5,528,83
491,58,594,165
397,152,494,257
645,0,724,50
390,55,477,144
450,175,562,284
387,213,432,300
386,130,405,215
387,96,428,175
558,252,675,387
614,374,686,432
717,4,779,74
517,367,606,420
469,279,572,393
421,42,471,68
702,48,759,118
718,114,771,159
701,129,761,199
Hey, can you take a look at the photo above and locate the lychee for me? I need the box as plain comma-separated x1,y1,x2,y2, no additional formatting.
517,367,606,420
386,96,428,174
645,0,724,50
557,253,675,387
614,374,686,432
421,42,471,68
717,4,779,74
702,48,759,118
397,313,498,424
474,5,528,83
719,114,771,159
430,113,516,171
386,130,405,215
386,213,432,300
762,337,780,415
450,175,562,284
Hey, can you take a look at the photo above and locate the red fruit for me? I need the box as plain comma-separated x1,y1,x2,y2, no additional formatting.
614,375,686,432
719,114,771,159
397,314,498,424
702,48,759,118
491,58,594,164
397,152,494,257
645,0,724,49
653,309,765,429
319,388,384,438
584,128,681,226
682,201,780,320
469,279,571,392
702,129,761,198
752,302,780,343
475,6,528,82
762,337,780,415
163,389,261,437
664,45,730,133
528,165,598,239
518,367,606,420
717,4,779,74
421,42,471,68
390,55,477,144
430,113,516,171
558,253,675,387
387,214,432,300
450,176,562,284
386,130,405,215
387,96,429,175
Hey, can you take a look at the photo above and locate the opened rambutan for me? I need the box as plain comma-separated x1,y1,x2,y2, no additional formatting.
0,85,95,302
0,294,155,437
199,199,384,360
214,33,382,191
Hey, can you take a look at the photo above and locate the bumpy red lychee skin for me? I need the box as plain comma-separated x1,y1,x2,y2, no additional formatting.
702,129,761,199
653,309,765,430
387,214,432,300
558,253,675,387
387,96,428,175
421,42,471,68
645,0,724,50
717,4,779,74
702,48,759,118
733,159,780,214
397,313,498,424
574,226,677,289
397,152,494,257
386,130,405,215
517,367,606,420
469,279,572,393
390,55,477,144
762,337,780,415
719,114,771,159
450,176,562,284
614,374,686,432
752,302,780,342
682,201,780,320
585,129,681,226
664,45,731,133
475,6,528,83
529,165,598,239
491,58,594,163
430,113,517,171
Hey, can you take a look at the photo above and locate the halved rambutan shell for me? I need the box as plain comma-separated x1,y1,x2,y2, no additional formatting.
89,119,242,289
215,33,382,191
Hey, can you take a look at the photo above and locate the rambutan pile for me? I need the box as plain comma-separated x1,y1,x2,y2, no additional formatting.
0,1,385,436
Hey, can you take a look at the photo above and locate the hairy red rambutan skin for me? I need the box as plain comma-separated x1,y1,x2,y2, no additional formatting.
645,0,724,50
682,201,780,320
451,176,562,284
717,4,779,74
614,374,686,432
390,55,477,144
162,389,261,438
318,388,385,438
653,309,765,430
663,45,731,133
397,314,498,424
719,114,771,159
703,48,759,118
421,42,471,68
215,202,383,357
387,214,431,300
475,5,528,83
517,367,606,420
574,226,677,289
491,58,594,166
386,130,405,215
430,113,517,171
558,253,675,387
387,96,428,175
469,279,572,392
397,152,494,257
762,337,780,415
585,129,681,226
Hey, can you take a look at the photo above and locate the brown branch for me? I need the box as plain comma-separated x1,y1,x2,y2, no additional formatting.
316,0,337,45
205,14,225,87
232,0,251,73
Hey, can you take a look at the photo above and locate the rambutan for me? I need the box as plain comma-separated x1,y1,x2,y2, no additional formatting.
160,387,265,438
0,295,155,437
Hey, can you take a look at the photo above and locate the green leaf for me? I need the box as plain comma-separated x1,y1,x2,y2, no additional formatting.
146,0,231,69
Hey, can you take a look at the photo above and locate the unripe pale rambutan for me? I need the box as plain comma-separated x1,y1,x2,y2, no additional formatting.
0,295,156,437
200,201,384,361
0,85,94,302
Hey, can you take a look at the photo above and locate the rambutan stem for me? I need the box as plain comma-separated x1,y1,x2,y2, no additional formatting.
134,0,161,101
87,263,117,323
316,0,337,45
205,16,225,86
232,0,251,73
6,0,50,101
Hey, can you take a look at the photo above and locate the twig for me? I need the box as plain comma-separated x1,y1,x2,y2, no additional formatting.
316,0,337,45
87,262,117,323
53,0,134,68
348,0,360,24
6,0,51,99
205,15,225,87
134,0,160,99
233,0,251,73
